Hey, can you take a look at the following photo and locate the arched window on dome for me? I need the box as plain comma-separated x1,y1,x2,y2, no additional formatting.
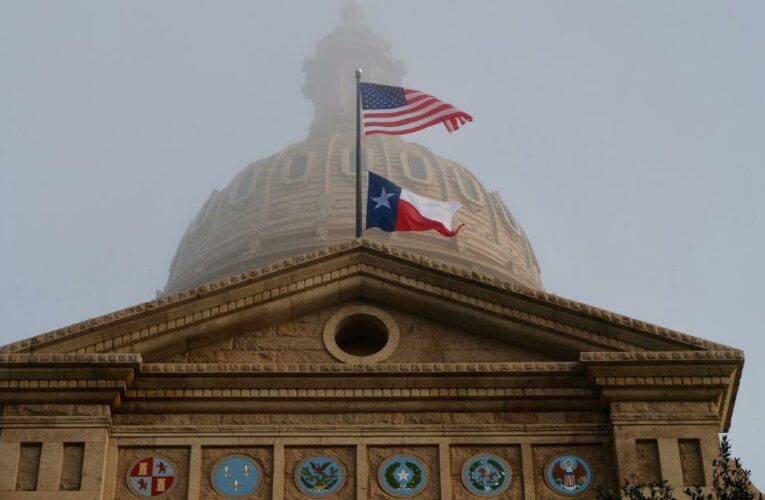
454,169,484,205
341,148,369,177
289,155,307,179
230,168,256,203
401,153,431,184
282,153,313,184
492,193,522,236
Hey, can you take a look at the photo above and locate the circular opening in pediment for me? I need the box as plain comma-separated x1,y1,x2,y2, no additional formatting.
323,305,400,364
335,314,388,356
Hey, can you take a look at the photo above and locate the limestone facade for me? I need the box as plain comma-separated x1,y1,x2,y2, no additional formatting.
0,242,744,498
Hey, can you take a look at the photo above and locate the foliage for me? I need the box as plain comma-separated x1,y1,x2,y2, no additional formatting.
383,460,401,489
382,460,423,491
594,480,674,500
594,436,761,500
684,436,761,500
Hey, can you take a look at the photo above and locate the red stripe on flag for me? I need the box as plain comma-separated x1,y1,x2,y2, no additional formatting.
363,104,454,128
394,199,462,237
361,85,472,136
364,112,472,136
362,97,439,119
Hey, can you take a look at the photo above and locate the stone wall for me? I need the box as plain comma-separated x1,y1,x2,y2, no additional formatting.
159,302,557,365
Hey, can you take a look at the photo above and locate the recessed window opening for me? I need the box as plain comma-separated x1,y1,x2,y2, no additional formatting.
461,174,479,201
289,155,308,180
235,168,255,200
335,314,389,357
408,156,428,180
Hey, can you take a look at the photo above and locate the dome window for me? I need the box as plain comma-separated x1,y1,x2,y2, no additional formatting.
408,157,427,180
282,153,313,184
401,153,430,183
231,168,255,203
493,193,521,235
289,155,308,179
455,170,483,204
341,148,369,176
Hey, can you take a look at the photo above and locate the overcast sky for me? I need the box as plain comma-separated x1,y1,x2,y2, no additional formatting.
2,0,764,484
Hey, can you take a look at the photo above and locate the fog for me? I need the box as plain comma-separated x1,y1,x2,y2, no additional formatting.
1,0,764,483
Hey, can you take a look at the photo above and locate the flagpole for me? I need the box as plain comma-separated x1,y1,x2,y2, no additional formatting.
355,68,363,239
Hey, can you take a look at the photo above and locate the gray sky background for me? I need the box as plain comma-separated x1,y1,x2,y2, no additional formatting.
2,0,764,483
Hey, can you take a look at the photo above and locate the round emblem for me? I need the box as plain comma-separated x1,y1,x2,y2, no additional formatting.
544,455,593,496
377,453,429,497
294,455,346,497
126,455,177,498
210,454,263,497
461,454,512,497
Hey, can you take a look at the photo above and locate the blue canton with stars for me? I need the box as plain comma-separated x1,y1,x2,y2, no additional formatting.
366,172,402,232
360,83,408,110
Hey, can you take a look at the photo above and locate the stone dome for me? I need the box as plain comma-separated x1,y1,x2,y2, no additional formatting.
164,4,542,293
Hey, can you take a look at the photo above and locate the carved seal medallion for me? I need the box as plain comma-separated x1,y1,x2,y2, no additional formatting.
377,453,429,497
294,455,346,497
461,453,512,497
126,455,177,498
211,454,263,497
544,454,593,496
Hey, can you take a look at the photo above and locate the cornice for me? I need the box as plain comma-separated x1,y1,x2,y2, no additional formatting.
109,423,613,438
139,361,580,375
582,351,741,432
0,239,736,356
0,353,142,365
125,386,594,401
580,350,743,363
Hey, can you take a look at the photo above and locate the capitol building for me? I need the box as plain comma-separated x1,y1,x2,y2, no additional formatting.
0,5,744,499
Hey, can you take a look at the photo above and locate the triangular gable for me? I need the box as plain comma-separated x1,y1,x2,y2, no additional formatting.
0,239,738,360
155,302,560,365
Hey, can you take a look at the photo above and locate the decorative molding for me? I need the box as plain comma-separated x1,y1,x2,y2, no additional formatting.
322,305,401,364
581,351,743,363
0,416,112,429
125,386,594,401
0,379,126,390
594,376,728,387
610,401,718,421
0,240,736,356
109,423,613,437
139,361,581,375
0,353,142,364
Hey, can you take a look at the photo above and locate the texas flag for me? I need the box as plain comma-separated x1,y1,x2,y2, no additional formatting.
366,172,464,237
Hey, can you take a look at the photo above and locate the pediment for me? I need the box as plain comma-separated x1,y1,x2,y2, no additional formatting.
155,301,559,365
0,240,737,362
0,241,744,431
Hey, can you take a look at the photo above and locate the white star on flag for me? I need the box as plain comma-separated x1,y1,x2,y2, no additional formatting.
371,187,396,209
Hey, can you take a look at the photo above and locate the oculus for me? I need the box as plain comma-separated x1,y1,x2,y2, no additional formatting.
377,453,429,497
544,454,593,496
210,454,263,498
294,455,346,497
125,455,177,498
323,305,400,364
461,453,512,497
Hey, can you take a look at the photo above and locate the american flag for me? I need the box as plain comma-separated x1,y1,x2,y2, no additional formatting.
360,82,473,136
